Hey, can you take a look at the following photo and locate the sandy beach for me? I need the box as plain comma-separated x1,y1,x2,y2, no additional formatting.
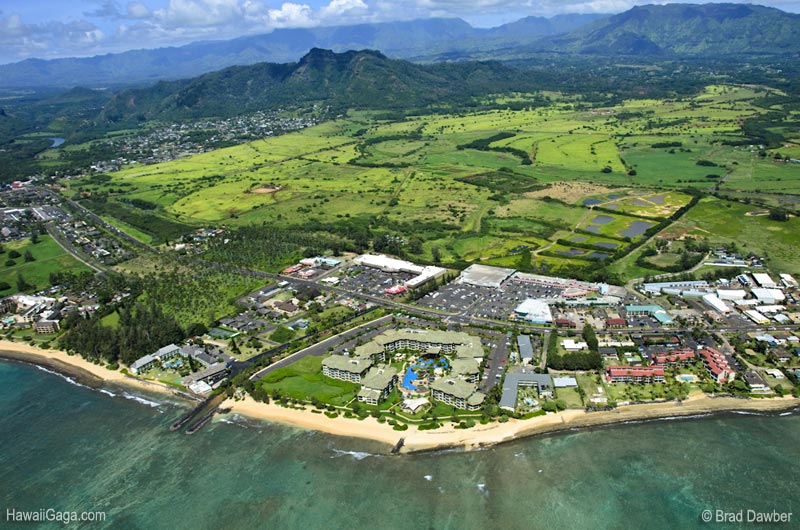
222,392,800,454
0,339,190,399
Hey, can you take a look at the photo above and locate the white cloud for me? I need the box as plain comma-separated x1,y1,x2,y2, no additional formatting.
268,3,314,27
321,0,368,17
127,2,152,18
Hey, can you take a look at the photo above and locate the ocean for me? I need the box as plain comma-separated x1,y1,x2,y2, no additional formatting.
1,359,798,530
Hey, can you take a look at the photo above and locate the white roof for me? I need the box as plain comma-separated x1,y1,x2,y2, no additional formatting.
514,298,553,322
355,254,423,274
752,273,777,288
702,293,731,313
553,376,578,387
751,288,785,302
744,310,769,324
561,339,588,351
716,289,746,301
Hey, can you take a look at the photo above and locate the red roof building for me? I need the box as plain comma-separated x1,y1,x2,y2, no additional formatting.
555,318,576,328
606,317,627,328
606,366,665,384
699,347,736,384
652,348,696,366
385,285,407,296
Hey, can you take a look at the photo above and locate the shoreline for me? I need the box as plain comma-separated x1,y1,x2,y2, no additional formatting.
221,393,800,454
0,340,195,401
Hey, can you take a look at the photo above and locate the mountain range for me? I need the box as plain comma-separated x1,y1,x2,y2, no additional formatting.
0,14,603,89
3,3,799,90
99,48,531,123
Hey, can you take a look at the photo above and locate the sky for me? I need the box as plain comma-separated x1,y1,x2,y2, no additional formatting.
1,0,799,64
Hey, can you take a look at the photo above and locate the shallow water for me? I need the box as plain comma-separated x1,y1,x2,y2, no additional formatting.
2,360,798,530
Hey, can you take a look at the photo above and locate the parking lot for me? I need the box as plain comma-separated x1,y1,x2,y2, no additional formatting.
336,265,416,296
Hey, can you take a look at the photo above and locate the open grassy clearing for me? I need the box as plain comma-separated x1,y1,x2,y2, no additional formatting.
0,236,91,294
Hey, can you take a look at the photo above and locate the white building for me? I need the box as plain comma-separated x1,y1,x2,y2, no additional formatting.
716,289,747,301
752,273,778,289
751,288,786,305
702,293,731,314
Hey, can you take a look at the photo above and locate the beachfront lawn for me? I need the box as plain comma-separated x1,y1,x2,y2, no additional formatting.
259,356,359,406
555,386,584,409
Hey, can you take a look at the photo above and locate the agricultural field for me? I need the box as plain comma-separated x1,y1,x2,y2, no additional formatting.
71,84,800,279
0,236,91,294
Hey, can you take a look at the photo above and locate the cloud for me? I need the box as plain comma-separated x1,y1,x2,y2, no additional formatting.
2,0,800,63
268,3,314,27
127,2,152,18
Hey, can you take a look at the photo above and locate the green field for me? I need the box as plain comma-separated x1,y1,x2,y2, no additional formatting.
259,356,359,406
0,236,91,294
71,84,800,280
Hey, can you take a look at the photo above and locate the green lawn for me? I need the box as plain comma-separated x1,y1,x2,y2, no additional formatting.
0,235,91,294
260,356,359,406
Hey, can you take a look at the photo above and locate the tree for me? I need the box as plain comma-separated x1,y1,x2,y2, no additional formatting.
8,250,20,259
0,281,10,291
431,246,442,263
16,273,32,292
582,324,599,351
23,250,35,263
30,232,39,244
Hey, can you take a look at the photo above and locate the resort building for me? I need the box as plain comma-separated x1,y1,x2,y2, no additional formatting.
181,364,229,387
450,358,481,383
652,348,696,366
700,347,736,384
517,334,534,364
357,366,399,405
430,378,485,411
321,355,373,383
499,371,554,411
356,329,484,361
606,366,665,384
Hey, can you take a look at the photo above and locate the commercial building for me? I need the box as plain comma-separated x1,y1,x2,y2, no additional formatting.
606,366,665,384
750,289,786,305
702,293,731,314
625,305,674,325
430,378,485,411
779,273,798,289
642,280,708,294
322,355,373,383
456,264,516,288
499,371,554,411
513,299,553,324
752,273,778,289
354,254,445,289
716,289,747,301
357,366,399,405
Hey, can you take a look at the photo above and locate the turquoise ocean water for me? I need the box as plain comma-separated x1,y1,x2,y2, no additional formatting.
1,359,798,530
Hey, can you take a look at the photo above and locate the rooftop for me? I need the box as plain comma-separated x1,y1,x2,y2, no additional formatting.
322,355,373,374
361,366,398,390
457,264,515,288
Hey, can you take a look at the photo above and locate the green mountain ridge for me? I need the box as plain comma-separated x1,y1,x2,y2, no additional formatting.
100,49,530,123
538,3,800,55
